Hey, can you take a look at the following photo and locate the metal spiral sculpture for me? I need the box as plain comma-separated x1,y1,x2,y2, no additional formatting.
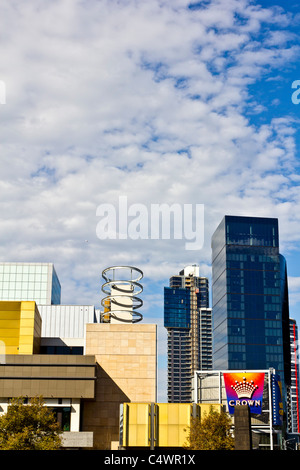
101,266,143,323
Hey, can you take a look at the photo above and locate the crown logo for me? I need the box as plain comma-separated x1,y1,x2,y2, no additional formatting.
231,377,258,399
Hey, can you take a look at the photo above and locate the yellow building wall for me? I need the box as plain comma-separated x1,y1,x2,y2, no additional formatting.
121,402,223,448
123,403,151,447
0,301,42,355
158,403,193,448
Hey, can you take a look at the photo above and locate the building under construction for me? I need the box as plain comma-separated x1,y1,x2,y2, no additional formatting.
164,265,212,403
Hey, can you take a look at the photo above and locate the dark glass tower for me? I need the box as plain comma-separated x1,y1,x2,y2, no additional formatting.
164,265,212,403
211,216,291,390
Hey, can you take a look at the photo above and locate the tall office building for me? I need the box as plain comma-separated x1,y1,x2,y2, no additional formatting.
0,262,61,305
289,318,300,433
164,265,212,403
211,216,291,392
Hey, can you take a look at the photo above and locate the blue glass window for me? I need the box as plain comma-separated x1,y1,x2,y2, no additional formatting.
212,215,291,389
164,287,190,328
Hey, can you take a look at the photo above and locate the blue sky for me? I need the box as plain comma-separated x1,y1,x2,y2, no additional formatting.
0,0,300,401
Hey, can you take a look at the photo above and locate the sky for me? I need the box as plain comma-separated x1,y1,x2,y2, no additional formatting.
1,0,300,401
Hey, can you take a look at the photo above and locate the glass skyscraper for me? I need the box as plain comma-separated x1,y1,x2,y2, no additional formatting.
211,215,291,391
164,265,212,403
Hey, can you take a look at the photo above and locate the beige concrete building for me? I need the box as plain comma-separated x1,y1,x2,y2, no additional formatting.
83,323,157,449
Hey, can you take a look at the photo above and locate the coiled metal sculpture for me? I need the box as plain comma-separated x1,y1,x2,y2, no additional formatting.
101,266,143,323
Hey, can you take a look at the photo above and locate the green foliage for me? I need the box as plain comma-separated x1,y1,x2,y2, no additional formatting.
185,406,234,450
0,396,63,450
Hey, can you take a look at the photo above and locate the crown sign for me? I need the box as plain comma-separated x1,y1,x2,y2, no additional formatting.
231,377,259,399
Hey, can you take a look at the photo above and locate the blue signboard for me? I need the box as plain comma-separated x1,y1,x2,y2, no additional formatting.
272,374,283,426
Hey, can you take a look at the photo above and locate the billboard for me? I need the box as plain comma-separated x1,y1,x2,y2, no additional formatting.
223,372,265,415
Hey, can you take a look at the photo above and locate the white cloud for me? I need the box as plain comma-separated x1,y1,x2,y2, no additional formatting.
0,0,300,404
288,277,300,309
0,2,300,391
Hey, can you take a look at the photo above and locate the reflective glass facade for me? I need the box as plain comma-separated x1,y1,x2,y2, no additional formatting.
164,288,191,329
212,216,291,389
0,263,61,305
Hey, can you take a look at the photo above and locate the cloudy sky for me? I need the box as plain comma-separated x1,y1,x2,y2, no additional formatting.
1,0,300,401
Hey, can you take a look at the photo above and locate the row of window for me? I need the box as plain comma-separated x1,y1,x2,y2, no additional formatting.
0,280,49,289
228,293,281,303
227,286,281,295
0,264,50,274
228,318,282,328
0,291,48,301
228,336,283,345
221,310,281,320
226,261,279,271
227,253,278,263
227,360,284,371
228,343,283,353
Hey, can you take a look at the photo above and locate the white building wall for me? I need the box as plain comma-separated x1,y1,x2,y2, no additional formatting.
37,305,97,339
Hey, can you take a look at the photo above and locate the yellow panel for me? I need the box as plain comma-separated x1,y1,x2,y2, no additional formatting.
19,319,34,327
200,403,222,418
122,403,224,449
20,312,35,320
19,335,34,344
20,301,36,311
0,337,19,346
0,312,20,320
158,403,192,447
179,403,192,423
18,344,33,354
123,403,150,447
4,345,19,354
0,301,42,355
0,320,20,328
0,302,21,311
19,328,35,336
0,329,20,337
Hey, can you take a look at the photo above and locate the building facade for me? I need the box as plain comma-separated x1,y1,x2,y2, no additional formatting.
0,263,61,305
211,216,291,394
164,265,212,403
0,264,157,450
83,322,157,449
38,304,98,355
0,300,95,448
289,318,300,433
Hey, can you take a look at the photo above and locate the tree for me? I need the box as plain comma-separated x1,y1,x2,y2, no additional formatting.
185,406,234,450
0,396,63,450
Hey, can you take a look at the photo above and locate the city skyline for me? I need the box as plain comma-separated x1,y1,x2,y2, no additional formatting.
1,0,300,403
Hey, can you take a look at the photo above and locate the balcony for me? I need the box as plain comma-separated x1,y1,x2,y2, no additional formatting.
61,431,93,449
